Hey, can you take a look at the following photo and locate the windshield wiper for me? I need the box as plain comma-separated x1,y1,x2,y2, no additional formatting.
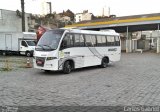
37,45,44,50
43,45,56,50
36,45,55,51
43,45,52,49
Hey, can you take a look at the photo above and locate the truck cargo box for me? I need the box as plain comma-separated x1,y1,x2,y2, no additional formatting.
0,32,23,51
0,32,36,56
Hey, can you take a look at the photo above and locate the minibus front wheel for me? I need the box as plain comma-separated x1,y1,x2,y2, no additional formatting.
63,61,72,74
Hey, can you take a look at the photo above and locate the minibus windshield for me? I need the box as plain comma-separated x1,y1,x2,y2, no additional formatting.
36,29,64,51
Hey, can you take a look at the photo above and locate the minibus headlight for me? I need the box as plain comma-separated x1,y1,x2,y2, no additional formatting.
46,57,57,60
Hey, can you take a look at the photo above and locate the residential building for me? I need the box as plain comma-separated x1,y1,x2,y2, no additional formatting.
75,10,93,23
25,0,51,16
59,16,71,22
102,6,110,17
41,0,51,15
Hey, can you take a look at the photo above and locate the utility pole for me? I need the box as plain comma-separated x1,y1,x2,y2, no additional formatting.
21,0,25,32
46,2,52,14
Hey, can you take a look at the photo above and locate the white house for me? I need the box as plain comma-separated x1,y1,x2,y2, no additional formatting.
75,10,93,23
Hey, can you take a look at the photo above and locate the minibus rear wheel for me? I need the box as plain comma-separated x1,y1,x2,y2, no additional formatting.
44,70,51,73
101,57,109,68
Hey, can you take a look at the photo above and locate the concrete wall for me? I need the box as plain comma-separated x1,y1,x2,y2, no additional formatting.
0,9,31,32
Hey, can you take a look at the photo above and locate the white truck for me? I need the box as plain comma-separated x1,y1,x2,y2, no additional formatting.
0,32,36,56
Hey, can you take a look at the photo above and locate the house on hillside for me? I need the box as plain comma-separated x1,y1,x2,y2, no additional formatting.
75,10,93,23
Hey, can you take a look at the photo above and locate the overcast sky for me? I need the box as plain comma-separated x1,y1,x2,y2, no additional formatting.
0,0,160,17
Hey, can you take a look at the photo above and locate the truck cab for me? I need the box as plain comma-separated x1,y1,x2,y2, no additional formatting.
20,39,36,57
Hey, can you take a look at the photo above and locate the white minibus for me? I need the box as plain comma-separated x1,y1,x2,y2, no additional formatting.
33,29,121,73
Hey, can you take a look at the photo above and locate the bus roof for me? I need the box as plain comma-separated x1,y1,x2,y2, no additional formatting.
48,28,119,36
64,29,119,36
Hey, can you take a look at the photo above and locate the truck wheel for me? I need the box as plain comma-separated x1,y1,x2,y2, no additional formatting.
100,57,109,68
63,61,72,74
26,52,31,57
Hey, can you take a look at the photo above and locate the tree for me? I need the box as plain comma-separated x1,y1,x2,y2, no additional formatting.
60,9,74,21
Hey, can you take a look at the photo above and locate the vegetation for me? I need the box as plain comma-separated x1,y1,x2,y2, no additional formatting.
31,9,74,28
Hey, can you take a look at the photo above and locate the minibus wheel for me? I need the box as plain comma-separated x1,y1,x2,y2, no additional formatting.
44,70,51,73
63,61,72,74
101,57,109,68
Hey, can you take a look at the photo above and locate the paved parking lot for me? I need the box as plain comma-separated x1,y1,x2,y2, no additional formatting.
0,53,160,106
